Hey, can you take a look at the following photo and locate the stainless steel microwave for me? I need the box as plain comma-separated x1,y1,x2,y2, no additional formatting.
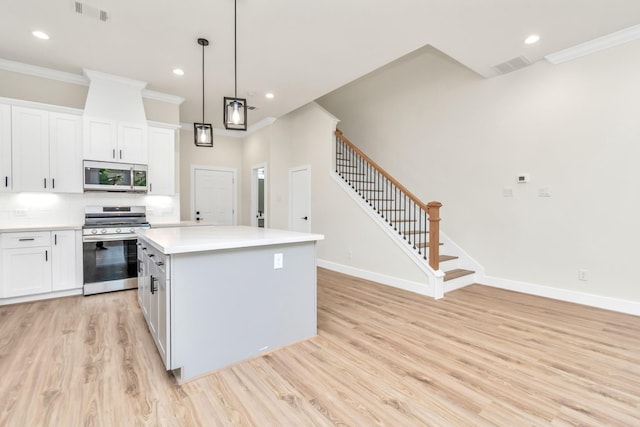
83,161,147,192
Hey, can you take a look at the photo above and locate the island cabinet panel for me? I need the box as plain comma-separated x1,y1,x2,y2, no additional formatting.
170,241,317,382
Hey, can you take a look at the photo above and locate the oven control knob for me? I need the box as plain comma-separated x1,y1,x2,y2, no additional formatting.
115,228,121,233
101,229,107,234
91,229,98,235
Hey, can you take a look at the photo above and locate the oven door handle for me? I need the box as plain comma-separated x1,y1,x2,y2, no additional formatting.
83,234,138,242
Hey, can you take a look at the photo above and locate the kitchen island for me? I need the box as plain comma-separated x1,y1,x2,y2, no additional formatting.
136,225,324,383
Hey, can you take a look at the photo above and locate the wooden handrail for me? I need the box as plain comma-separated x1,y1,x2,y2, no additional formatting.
336,129,427,211
335,129,442,271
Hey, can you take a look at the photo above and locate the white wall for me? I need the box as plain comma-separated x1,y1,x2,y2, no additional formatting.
178,129,244,221
317,42,640,303
264,103,431,287
241,127,271,226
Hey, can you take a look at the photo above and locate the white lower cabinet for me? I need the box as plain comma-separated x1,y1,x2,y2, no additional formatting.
51,230,80,292
0,230,81,299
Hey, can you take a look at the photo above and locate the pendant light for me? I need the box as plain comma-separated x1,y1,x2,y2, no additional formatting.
194,38,213,147
223,0,247,131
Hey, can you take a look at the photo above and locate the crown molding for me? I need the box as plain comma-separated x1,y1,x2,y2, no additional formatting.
83,68,147,89
142,89,185,105
545,24,640,64
0,58,183,103
0,58,88,85
180,116,277,138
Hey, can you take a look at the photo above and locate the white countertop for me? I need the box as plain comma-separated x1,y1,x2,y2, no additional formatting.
149,221,216,228
0,225,82,233
136,225,324,254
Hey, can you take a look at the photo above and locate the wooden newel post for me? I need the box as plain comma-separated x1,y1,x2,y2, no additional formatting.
427,201,442,270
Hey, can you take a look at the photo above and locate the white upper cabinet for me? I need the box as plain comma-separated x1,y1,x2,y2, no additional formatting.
11,106,50,192
49,112,83,193
147,126,176,195
11,106,82,193
0,104,11,192
84,117,148,164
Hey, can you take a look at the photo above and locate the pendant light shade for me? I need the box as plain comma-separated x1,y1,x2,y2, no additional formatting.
224,96,247,131
224,0,247,131
194,37,213,147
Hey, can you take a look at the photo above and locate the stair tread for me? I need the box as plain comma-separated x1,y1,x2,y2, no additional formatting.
415,242,444,248
439,255,458,262
403,230,428,235
444,269,474,281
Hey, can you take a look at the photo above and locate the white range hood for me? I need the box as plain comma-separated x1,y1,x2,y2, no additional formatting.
82,69,148,125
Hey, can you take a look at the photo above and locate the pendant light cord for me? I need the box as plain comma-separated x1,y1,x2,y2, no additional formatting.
234,0,238,98
202,41,205,122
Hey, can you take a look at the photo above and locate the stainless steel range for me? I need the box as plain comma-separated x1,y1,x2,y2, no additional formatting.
82,206,150,295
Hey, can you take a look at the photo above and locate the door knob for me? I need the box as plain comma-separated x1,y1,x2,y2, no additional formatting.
301,216,308,220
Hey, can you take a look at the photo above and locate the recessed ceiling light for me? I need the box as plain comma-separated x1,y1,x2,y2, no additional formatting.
32,30,50,40
525,34,540,45
173,68,184,76
265,92,275,99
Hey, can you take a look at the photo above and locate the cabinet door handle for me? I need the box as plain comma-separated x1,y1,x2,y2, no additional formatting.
52,178,55,189
4,176,7,187
18,238,35,242
149,183,153,193
112,148,116,159
44,178,47,189
150,275,156,294
45,250,48,262
119,150,122,159
54,234,57,245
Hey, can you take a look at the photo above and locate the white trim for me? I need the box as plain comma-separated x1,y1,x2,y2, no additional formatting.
147,120,181,130
0,58,89,85
83,69,147,89
0,59,182,102
545,24,640,64
141,89,184,105
318,259,433,297
479,274,640,316
180,117,277,138
250,163,268,228
0,288,83,306
289,165,311,232
190,165,238,225
0,96,83,115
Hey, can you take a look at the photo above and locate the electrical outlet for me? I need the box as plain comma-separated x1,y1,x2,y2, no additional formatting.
274,253,283,269
503,188,513,197
14,209,27,217
348,250,353,259
578,269,588,281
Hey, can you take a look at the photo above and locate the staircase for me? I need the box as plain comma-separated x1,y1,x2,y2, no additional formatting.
334,130,477,297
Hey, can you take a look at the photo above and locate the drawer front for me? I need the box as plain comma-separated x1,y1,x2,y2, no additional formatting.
1,231,51,249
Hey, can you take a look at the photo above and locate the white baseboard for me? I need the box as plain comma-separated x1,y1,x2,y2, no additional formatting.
318,259,433,297
0,288,83,306
480,275,640,316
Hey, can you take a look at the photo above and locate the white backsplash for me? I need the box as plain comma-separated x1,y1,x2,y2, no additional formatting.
0,192,180,228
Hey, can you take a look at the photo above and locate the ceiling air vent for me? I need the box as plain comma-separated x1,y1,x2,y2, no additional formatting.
74,1,109,22
247,105,257,111
493,56,531,75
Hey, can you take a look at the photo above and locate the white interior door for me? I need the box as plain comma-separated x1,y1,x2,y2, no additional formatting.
290,166,311,233
193,167,236,225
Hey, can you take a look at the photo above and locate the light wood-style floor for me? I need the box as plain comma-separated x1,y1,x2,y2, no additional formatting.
1,268,639,426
